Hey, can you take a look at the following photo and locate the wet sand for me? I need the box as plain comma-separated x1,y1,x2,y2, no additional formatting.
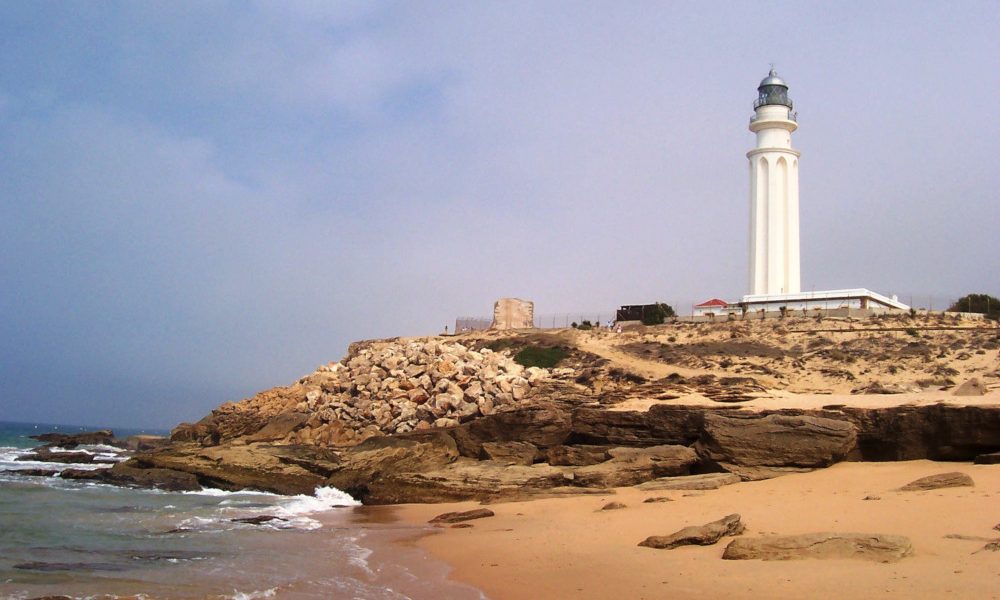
397,461,1000,600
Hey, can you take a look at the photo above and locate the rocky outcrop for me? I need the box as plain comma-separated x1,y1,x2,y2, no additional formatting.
16,448,115,464
840,404,1000,461
952,378,986,396
181,339,554,448
897,472,974,491
572,445,697,488
722,533,914,562
480,441,538,465
30,430,115,448
694,413,857,479
639,514,744,549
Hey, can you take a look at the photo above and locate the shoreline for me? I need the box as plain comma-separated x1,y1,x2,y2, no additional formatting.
395,460,1000,600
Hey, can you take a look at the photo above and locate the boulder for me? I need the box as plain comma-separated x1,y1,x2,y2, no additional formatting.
722,533,913,562
16,448,113,464
639,514,744,549
480,441,538,466
695,413,857,478
546,445,611,466
601,501,627,510
636,473,741,491
952,378,986,397
245,412,309,442
429,508,495,524
573,445,698,488
449,403,572,457
897,472,974,491
125,435,170,452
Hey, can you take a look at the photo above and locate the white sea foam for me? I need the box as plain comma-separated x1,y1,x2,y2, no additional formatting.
275,485,360,517
229,588,277,600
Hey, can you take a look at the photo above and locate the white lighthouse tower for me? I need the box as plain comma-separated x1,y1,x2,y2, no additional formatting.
748,68,800,296
735,68,908,316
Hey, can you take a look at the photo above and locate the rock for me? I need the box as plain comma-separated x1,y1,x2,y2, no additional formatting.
573,445,698,488
977,541,1000,553
974,452,1000,464
636,473,741,491
231,515,288,525
601,501,627,510
638,514,744,549
30,430,115,448
449,402,572,458
722,533,914,562
61,464,202,492
429,508,495,523
570,405,713,447
546,445,611,466
643,496,673,503
16,448,113,464
953,378,986,396
10,468,59,477
851,382,906,395
480,441,538,466
125,435,170,452
897,472,974,491
695,413,857,478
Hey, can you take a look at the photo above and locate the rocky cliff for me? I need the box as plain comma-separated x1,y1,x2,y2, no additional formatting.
106,316,1000,502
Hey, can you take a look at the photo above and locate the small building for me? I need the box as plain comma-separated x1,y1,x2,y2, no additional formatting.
692,298,732,317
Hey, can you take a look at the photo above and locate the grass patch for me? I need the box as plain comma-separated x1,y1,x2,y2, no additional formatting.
513,346,568,369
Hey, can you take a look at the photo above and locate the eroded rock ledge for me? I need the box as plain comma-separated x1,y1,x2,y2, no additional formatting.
111,397,1000,503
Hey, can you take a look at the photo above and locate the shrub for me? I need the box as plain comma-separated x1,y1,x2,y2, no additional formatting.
577,320,593,331
947,293,1000,321
641,303,676,326
513,346,567,369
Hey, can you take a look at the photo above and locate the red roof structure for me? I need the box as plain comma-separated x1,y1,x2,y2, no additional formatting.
694,298,730,308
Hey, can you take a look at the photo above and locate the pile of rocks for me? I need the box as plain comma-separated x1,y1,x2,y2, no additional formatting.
289,339,550,444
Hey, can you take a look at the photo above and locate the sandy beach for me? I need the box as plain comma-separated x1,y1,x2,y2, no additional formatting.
399,460,1000,600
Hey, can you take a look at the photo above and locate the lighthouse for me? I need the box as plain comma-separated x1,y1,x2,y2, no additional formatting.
734,68,908,316
748,69,800,296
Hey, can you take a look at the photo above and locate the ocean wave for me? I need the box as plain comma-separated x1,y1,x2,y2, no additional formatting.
275,485,361,517
230,588,277,600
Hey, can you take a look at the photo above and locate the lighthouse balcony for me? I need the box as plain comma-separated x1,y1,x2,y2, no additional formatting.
750,110,797,125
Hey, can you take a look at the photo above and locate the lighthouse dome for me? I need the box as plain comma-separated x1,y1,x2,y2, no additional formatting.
758,69,787,88
755,68,793,109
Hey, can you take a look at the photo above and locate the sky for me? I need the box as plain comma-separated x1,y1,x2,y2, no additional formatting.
1,1,998,429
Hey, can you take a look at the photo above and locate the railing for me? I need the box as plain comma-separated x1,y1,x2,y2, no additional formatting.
750,110,797,125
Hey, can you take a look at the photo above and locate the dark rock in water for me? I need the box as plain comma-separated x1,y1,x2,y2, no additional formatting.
695,413,856,479
231,515,287,525
30,429,115,448
15,561,129,572
974,452,1000,465
722,532,913,562
60,463,201,492
639,514,745,549
897,472,974,491
429,508,495,524
16,447,114,464
9,468,59,477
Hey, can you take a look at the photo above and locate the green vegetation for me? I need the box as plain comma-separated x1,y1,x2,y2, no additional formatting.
641,303,676,326
513,346,568,368
574,320,593,330
947,293,1000,321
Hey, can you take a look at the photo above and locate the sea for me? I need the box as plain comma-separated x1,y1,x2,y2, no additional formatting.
0,421,485,600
